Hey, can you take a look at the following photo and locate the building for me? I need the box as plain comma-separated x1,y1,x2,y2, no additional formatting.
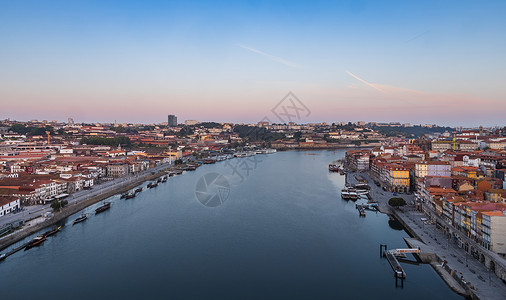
0,196,21,217
386,165,410,193
481,210,506,253
168,115,178,127
415,161,451,178
106,163,130,178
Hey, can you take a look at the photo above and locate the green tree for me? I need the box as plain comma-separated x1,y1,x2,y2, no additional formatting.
51,199,68,211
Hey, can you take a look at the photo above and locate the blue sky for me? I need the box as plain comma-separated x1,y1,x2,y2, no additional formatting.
1,0,505,126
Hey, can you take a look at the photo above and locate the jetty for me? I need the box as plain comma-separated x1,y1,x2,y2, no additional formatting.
380,244,421,286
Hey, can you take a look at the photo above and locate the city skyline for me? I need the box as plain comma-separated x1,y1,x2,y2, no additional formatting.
1,1,506,126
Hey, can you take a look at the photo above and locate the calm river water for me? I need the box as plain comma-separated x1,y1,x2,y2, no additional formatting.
0,150,462,299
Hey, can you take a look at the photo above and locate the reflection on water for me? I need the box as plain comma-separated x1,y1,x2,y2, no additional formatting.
389,218,405,231
0,150,462,300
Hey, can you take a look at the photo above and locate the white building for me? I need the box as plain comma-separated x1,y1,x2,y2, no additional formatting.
0,196,20,217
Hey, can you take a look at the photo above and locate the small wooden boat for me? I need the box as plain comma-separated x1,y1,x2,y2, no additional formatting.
95,202,111,214
25,235,46,250
73,213,88,224
42,226,62,237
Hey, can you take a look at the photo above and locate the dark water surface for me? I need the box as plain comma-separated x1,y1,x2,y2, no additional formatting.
0,150,462,299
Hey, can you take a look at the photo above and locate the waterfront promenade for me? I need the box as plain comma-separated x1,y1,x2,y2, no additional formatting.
346,171,506,299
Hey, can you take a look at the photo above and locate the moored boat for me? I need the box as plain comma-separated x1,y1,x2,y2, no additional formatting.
125,193,136,199
95,202,111,214
183,164,197,171
341,188,359,200
0,253,6,261
73,213,88,225
329,164,339,172
25,235,46,250
135,187,143,193
42,226,62,237
202,158,216,164
120,193,128,199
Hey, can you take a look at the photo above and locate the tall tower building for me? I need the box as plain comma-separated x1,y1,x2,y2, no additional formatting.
168,115,177,127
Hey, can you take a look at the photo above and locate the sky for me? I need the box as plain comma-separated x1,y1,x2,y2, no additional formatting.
1,0,505,127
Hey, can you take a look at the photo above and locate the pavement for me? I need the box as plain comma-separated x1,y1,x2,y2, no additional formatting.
399,207,506,299
346,171,506,300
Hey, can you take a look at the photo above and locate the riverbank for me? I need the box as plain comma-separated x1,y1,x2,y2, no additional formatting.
344,170,506,299
344,171,477,299
0,164,174,252
274,145,375,151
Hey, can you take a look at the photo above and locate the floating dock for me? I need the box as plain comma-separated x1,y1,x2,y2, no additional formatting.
380,244,421,286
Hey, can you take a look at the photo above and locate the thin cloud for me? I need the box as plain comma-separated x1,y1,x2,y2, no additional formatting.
405,30,430,43
345,71,385,93
238,44,301,68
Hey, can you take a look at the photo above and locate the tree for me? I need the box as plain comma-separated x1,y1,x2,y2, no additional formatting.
388,197,406,207
293,131,302,141
51,199,68,212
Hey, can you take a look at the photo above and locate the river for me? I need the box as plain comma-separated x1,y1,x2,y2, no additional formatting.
0,150,462,299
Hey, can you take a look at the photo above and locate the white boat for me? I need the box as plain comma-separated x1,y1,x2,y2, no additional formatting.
341,188,359,200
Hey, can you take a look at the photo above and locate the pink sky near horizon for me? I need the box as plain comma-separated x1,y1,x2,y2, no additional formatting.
2,82,504,127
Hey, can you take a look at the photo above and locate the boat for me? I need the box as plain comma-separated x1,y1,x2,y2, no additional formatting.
120,193,128,199
329,164,339,172
73,213,88,225
168,172,175,177
95,202,111,214
341,188,359,200
135,187,143,193
125,193,136,199
25,235,47,250
42,226,62,237
0,253,7,261
202,158,216,164
183,165,196,171
161,177,167,183
339,170,345,175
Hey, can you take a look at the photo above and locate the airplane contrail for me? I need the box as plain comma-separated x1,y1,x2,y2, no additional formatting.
238,44,301,68
345,71,385,93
